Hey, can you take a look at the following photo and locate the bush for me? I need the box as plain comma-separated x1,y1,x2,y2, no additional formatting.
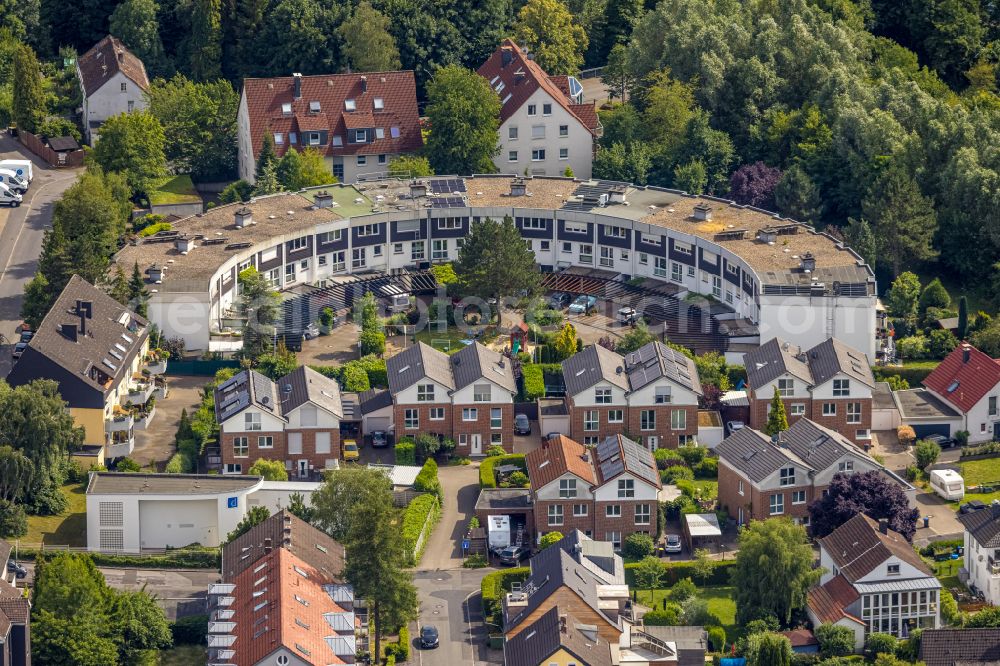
914,439,941,469
695,457,719,479
954,430,970,447
874,365,936,387
359,329,386,357
0,500,27,539
677,446,706,466
395,439,416,465
896,424,916,446
895,335,929,360
171,614,209,645
865,633,897,660
643,605,683,626
464,553,488,568
663,465,695,484
682,597,720,627
384,626,410,661
625,559,735,587
918,539,964,557
481,567,530,623
341,363,371,392
486,444,506,457
504,470,529,488
116,457,141,472
522,364,545,400
164,453,186,474
707,625,727,652
623,533,655,560
137,222,172,237
816,623,856,657
654,449,682,470
480,454,526,488
905,465,921,482
940,588,961,625
413,458,441,498
668,577,697,603
401,494,441,566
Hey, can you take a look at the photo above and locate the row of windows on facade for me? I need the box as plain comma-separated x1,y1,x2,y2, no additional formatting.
768,398,866,422
594,386,676,404
579,408,689,431
507,123,571,141
776,378,857,397
231,434,334,457
402,407,504,428
558,478,638,498
272,127,401,147
416,383,496,402
547,503,652,526
508,148,570,162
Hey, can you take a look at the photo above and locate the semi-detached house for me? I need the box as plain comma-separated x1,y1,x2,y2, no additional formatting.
386,341,517,455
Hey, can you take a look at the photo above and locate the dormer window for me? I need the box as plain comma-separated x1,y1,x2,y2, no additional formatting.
344,99,356,111
373,97,384,110
273,133,284,145
887,564,900,575
308,132,321,146
779,467,795,486
332,135,343,147
309,100,321,112
354,129,367,143
281,102,292,114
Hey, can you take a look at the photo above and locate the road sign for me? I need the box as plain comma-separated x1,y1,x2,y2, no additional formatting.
462,539,470,550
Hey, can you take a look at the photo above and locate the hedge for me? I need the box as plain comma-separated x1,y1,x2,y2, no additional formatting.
522,365,546,400
873,365,936,387
481,567,530,622
395,439,416,465
402,494,441,566
624,559,735,587
413,458,441,499
384,626,409,661
480,454,527,488
726,365,747,387
23,547,220,569
171,614,208,645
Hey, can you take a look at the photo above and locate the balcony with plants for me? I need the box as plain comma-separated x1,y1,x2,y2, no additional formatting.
142,349,169,375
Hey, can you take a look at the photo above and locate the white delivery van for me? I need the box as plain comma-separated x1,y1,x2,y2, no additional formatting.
0,160,33,183
0,169,28,193
0,183,22,207
930,469,965,501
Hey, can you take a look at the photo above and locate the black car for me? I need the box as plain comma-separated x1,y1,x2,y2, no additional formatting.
548,292,571,309
514,414,531,436
924,433,955,448
6,560,25,579
498,545,531,565
420,625,439,649
370,431,388,448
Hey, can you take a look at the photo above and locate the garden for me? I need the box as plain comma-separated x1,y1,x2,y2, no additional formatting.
954,455,1000,506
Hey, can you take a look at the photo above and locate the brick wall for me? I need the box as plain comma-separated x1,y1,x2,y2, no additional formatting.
718,462,813,523
749,396,873,446
284,428,342,476
220,428,341,476
567,402,628,443
533,499,595,538
593,499,657,541
626,404,699,450
394,403,453,439
452,403,514,454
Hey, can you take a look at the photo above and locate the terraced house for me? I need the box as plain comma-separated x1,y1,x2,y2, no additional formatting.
386,341,517,455
562,342,701,449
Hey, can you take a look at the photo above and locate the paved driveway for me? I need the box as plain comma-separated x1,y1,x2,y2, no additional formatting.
132,375,210,468
413,569,499,666
418,463,480,571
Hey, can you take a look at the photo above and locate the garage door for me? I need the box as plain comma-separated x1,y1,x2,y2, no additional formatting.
365,416,390,432
912,424,951,439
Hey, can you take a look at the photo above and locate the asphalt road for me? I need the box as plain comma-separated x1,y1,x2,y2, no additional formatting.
413,568,498,666
0,136,81,377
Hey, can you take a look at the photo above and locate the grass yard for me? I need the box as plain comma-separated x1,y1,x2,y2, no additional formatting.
413,325,499,354
24,482,87,547
635,585,740,641
960,457,1000,486
158,645,206,665
692,480,718,500
148,175,201,206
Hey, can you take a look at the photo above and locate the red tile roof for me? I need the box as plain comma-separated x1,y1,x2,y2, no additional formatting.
923,343,1000,413
807,574,863,625
526,435,597,489
781,629,819,648
476,39,600,134
77,35,149,96
242,72,423,161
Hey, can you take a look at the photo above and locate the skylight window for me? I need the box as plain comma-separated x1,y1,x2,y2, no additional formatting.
390,126,400,138
344,99,356,111
281,102,292,114
373,97,384,110
309,100,321,112
947,380,960,393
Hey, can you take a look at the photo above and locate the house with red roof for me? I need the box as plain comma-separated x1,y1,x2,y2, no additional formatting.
477,40,601,179
921,343,1000,443
237,72,423,185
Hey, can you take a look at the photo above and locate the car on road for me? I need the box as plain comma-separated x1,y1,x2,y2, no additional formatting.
6,560,25,579
18,331,33,343
303,323,320,340
419,625,440,649
498,545,531,565
342,440,359,461
370,431,388,448
12,342,26,359
568,294,597,314
664,534,683,554
726,421,745,435
548,292,571,309
514,414,531,436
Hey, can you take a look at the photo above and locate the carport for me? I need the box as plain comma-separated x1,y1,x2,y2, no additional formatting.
893,388,962,438
683,513,722,552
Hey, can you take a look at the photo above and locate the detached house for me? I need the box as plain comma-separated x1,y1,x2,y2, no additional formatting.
77,35,149,144
716,418,914,526
237,71,423,185
215,366,343,477
920,343,1000,443
745,337,875,446
808,514,940,650
0,542,29,666
386,341,517,455
958,500,1000,606
477,39,601,179
526,434,661,548
562,342,702,450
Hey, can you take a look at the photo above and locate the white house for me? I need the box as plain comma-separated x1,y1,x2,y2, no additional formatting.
921,343,1000,443
477,39,601,179
76,35,149,144
958,500,1000,605
809,514,940,651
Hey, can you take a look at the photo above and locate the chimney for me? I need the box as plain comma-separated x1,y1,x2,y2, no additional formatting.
756,228,778,244
314,191,334,208
608,186,626,203
878,518,888,535
61,323,78,342
991,499,1000,518
962,344,971,363
692,203,712,221
409,181,427,198
148,264,164,283
292,73,303,100
501,46,513,67
559,615,567,634
116,49,124,64
800,252,816,273
510,178,526,197
264,537,272,553
76,300,92,336
175,236,195,254
581,452,590,463
234,206,253,228
360,75,368,93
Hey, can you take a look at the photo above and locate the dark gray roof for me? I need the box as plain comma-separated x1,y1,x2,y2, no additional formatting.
778,418,875,473
894,388,962,420
215,369,285,423
872,382,897,410
504,607,613,666
623,341,702,395
87,472,262,495
8,275,149,396
806,337,875,388
716,426,806,483
744,337,873,392
450,342,517,393
595,435,660,488
278,365,343,417
918,628,1000,666
562,344,628,397
48,135,81,151
358,388,393,413
475,488,532,511
744,337,812,389
385,341,454,394
222,509,346,583
959,501,1000,548
637,626,709,666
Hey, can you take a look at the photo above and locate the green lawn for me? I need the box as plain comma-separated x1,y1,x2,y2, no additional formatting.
915,270,992,315
960,457,1000,485
692,480,718,499
24,482,87,546
635,585,740,641
158,645,206,666
149,175,201,206
412,326,499,354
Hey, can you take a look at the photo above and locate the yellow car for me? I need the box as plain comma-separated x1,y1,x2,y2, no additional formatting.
342,440,359,461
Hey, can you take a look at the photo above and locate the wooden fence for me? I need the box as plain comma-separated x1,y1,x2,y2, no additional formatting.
17,129,84,168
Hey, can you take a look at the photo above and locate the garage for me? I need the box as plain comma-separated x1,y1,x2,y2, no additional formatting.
359,388,394,435
912,423,952,439
893,389,963,439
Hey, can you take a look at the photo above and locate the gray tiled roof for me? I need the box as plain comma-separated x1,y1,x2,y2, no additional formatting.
279,366,343,417
562,344,628,397
623,341,702,395
806,337,875,388
715,426,807,483
595,435,661,489
744,337,873,392
358,388,393,413
450,342,517,393
744,337,813,389
778,419,875,473
504,607,613,666
959,502,1000,548
818,513,932,582
386,341,454,394
918,628,1000,666
215,369,285,423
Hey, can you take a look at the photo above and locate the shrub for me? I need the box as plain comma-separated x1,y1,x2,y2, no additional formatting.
359,329,386,356
464,553,488,568
940,588,961,625
875,365,936,387
653,449,682,470
413,458,441,498
164,453,186,474
116,457,141,472
896,425,916,446
643,605,683,626
625,559,735,587
171,614,209,645
914,439,941,469
677,446,706,466
401,494,441,565
341,363,371,392
522,364,545,400
137,222,172,237
865,633,897,660
895,335,929,360
486,444,506,457
668,577,697,603
682,597,720,627
905,465,921,482
540,531,564,549
395,439,416,465
0,500,27,539
815,623,855,657
954,430,970,447
481,567,530,623
623,533,655,560
480,454,526,488
384,626,410,661
663,465,695,484
707,625,727,652
505,470,529,487
695,457,718,479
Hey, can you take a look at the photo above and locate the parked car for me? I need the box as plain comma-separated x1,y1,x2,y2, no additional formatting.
548,292,571,309
6,560,25,579
342,440,360,461
18,330,32,343
12,342,26,359
618,306,638,325
419,625,440,649
303,323,320,340
664,534,683,554
498,545,531,565
924,433,956,449
514,414,531,436
370,431,388,448
568,295,597,314
726,421,745,435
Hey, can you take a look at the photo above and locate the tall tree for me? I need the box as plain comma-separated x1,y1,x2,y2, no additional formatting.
885,271,921,319
275,147,304,191
250,0,345,76
226,505,271,542
765,386,788,436
223,0,270,79
91,111,167,197
238,267,280,360
40,0,116,52
957,295,969,340
12,43,44,133
808,471,921,541
732,519,822,625
425,65,500,175
110,0,171,77
729,162,782,209
110,590,173,663
594,0,642,65
745,632,793,666
338,2,401,72
256,133,277,175
187,0,223,81
862,165,938,276
0,445,33,502
514,0,588,75
843,217,876,268
454,216,540,310
774,163,822,226
129,261,150,316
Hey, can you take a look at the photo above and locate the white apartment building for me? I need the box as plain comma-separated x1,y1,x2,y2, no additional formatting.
76,35,149,144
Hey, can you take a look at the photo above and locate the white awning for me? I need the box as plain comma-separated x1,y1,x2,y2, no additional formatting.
685,513,722,537
853,577,941,594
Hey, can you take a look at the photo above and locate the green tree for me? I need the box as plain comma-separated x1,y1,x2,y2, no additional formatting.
539,531,563,549
602,44,638,103
914,438,941,468
255,341,298,379
187,0,223,81
338,2,401,72
249,458,290,481
425,65,500,175
20,272,51,330
91,111,167,197
108,264,130,306
298,148,333,186
275,147,304,190
957,295,969,339
256,133,277,174
110,589,173,663
918,278,951,315
12,43,44,132
226,505,271,542
514,0,588,75
0,445,33,503
672,160,708,194
0,499,26,538
596,0,643,64
238,267,281,360
886,272,921,319
249,0,345,77
617,320,657,354
623,532,655,559
33,610,119,666
593,142,653,185
455,216,540,309
253,160,282,195
634,556,665,595
670,113,734,194
843,217,876,267
552,322,578,360
129,261,149,317
814,623,855,657
862,165,938,277
693,547,713,584
388,154,434,177
765,386,789,436
745,631,793,666
774,164,822,226
110,0,170,77
732,518,822,625
341,363,371,392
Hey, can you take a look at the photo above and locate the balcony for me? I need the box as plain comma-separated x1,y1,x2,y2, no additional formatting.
107,429,135,458
122,380,154,406
106,412,134,433
207,634,235,648
142,352,168,375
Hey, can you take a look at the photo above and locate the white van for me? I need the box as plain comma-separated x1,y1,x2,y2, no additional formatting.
0,183,22,207
0,169,28,193
930,469,965,501
0,160,33,183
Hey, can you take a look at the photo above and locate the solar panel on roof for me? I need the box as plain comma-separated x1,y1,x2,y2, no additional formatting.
428,178,467,194
595,436,619,462
430,197,465,209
